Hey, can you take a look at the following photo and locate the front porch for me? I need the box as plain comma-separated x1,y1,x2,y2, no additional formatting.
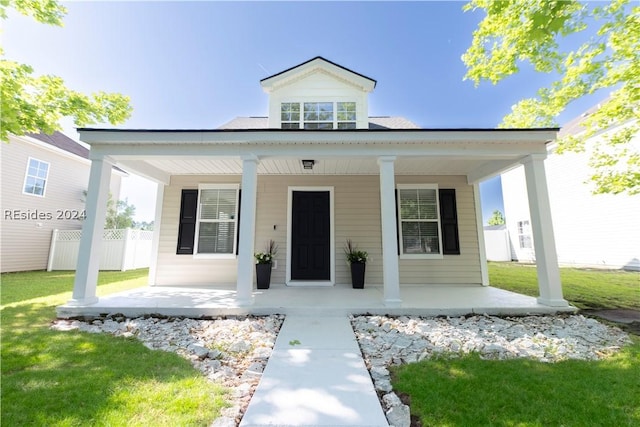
56,283,577,319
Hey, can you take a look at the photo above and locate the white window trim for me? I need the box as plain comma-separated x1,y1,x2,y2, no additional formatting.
280,101,356,129
22,157,50,197
193,183,240,259
396,183,444,260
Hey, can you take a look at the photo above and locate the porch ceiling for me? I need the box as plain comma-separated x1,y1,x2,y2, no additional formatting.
137,156,499,176
82,128,557,184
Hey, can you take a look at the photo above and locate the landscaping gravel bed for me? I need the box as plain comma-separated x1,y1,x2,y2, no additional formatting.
351,313,632,426
52,313,631,427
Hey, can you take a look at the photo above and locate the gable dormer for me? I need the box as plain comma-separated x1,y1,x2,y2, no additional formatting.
260,57,376,130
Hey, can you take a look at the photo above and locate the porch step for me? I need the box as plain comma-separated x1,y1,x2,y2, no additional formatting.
239,315,388,427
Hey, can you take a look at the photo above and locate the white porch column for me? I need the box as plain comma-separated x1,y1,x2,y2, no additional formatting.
378,156,401,306
522,155,568,307
473,183,490,286
69,157,112,305
148,183,164,286
236,155,259,306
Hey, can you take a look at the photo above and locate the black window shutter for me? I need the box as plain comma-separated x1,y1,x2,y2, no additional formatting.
235,189,241,255
176,189,198,255
439,188,460,255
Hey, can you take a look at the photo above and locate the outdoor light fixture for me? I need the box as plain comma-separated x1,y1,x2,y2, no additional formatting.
302,160,315,170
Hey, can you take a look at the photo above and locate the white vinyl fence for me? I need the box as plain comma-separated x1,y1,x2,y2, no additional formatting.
484,226,512,262
47,229,153,271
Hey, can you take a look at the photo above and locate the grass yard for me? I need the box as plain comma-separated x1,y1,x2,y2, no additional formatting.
488,262,640,310
1,269,229,426
392,263,640,426
392,348,640,426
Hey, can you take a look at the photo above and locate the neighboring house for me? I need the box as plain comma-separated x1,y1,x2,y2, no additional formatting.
70,56,569,308
0,131,123,272
502,105,640,271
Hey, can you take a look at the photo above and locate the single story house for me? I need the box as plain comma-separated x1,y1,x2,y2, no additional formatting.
69,57,569,309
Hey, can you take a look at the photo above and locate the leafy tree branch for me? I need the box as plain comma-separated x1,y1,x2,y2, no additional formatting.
0,0,132,141
463,0,639,195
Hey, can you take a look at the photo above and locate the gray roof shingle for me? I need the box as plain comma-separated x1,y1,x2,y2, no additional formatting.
218,116,420,130
25,131,89,159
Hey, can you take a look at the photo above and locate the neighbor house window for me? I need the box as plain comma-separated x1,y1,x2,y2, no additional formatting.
195,184,239,255
280,102,356,129
23,158,49,196
397,184,442,258
517,220,533,249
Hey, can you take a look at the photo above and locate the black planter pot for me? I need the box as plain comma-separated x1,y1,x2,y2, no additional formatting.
256,263,272,289
350,262,366,289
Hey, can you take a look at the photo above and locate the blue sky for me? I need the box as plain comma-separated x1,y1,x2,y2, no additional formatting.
4,1,606,223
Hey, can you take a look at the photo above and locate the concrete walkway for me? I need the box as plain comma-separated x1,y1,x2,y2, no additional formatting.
240,315,388,427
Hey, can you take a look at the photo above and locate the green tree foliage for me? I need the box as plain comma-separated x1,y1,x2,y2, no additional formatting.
106,197,136,229
0,0,132,141
487,209,506,226
81,191,136,229
462,0,640,195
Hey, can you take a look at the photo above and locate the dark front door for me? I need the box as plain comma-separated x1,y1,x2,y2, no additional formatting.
291,191,330,280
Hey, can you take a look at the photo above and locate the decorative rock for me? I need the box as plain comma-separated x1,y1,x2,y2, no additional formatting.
228,340,252,353
382,392,402,408
189,343,210,359
210,417,236,427
375,378,393,393
370,366,389,381
386,404,411,427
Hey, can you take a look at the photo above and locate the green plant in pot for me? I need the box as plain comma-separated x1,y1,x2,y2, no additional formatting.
255,240,277,289
345,239,367,289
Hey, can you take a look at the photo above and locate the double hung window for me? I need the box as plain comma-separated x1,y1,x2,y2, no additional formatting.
23,158,49,196
281,103,300,129
517,220,533,249
280,102,356,129
195,184,239,255
397,184,443,258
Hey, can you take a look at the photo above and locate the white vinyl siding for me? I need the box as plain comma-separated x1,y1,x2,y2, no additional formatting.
23,157,49,196
154,175,481,286
397,184,442,259
195,184,239,257
1,135,122,272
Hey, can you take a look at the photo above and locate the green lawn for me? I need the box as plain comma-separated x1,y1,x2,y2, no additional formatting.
393,348,640,426
1,269,229,426
392,263,640,426
488,262,640,310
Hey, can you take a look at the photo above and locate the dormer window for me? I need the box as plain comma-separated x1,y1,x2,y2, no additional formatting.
281,103,300,129
304,102,333,129
280,102,356,129
336,102,356,129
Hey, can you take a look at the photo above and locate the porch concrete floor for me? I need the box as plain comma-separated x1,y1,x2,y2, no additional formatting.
56,283,576,318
